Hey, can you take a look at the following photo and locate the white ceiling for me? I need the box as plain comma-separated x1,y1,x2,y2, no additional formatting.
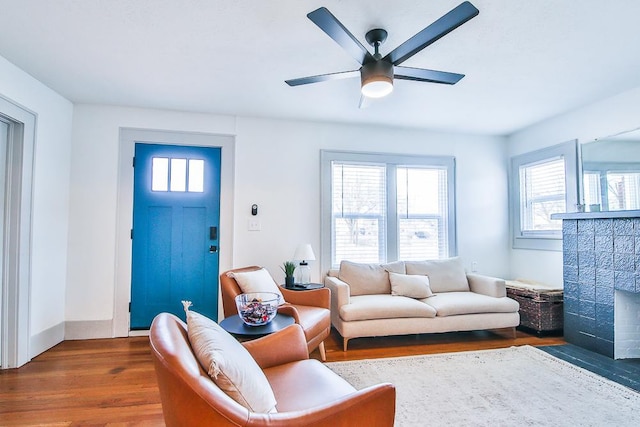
1,0,639,135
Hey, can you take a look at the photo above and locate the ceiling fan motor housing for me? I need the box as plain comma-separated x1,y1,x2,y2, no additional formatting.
361,60,394,98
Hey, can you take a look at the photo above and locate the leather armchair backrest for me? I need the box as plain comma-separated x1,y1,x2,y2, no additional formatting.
219,265,263,318
149,313,250,426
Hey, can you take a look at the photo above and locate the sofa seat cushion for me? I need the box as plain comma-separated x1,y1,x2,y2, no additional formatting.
423,292,519,317
264,359,356,412
340,295,437,321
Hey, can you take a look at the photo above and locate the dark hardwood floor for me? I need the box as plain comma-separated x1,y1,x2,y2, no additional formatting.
539,343,640,392
0,328,563,426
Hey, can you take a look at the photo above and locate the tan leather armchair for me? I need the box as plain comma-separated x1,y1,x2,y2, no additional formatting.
150,312,396,427
220,266,331,361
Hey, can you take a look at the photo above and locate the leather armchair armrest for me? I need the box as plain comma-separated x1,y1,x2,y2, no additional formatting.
467,273,506,298
277,304,301,324
243,324,309,369
281,287,330,309
245,383,396,426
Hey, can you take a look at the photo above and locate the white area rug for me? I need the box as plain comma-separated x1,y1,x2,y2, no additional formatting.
326,346,640,427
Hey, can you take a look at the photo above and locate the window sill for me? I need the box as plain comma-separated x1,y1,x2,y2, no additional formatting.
512,235,562,251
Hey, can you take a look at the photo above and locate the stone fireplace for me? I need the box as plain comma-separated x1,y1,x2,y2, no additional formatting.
554,211,640,359
615,290,640,358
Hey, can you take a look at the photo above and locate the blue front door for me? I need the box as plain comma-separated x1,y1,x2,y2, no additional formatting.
130,143,221,328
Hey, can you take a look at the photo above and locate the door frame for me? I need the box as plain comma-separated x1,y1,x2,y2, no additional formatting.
114,128,235,337
0,95,36,368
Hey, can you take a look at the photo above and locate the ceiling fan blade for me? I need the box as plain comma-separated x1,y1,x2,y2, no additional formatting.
285,69,360,86
394,66,464,85
307,7,374,65
358,94,373,109
384,1,479,66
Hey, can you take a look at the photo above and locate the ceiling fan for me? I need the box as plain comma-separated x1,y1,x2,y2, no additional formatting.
285,2,479,106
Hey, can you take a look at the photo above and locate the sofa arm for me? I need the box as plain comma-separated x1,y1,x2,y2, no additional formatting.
243,324,309,369
246,382,396,426
325,275,351,307
467,273,507,298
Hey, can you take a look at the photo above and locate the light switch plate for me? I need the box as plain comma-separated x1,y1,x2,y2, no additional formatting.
248,218,261,231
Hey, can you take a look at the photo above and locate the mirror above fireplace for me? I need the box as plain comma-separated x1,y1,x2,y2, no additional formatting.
580,128,640,212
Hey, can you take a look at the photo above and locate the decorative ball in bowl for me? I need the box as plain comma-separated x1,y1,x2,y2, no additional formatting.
235,292,280,326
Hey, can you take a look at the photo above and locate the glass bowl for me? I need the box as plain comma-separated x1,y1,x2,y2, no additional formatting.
235,292,280,326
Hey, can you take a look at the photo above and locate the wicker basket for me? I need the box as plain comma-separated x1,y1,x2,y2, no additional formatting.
506,282,563,334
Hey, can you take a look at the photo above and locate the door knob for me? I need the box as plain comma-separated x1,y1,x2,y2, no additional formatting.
209,245,218,253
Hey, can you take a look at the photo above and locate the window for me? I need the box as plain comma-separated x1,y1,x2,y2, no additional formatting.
510,140,578,250
321,151,456,270
519,157,566,233
397,166,450,260
151,157,204,193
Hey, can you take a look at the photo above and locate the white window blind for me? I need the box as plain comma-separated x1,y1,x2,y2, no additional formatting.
583,172,602,207
607,172,640,210
519,157,565,233
397,166,449,260
332,162,386,264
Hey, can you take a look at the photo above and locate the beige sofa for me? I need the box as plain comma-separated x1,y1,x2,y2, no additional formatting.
324,258,520,351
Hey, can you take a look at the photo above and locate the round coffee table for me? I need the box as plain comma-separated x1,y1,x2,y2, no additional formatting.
220,313,295,338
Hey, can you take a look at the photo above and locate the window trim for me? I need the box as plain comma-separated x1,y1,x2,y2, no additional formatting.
509,140,578,251
321,150,457,273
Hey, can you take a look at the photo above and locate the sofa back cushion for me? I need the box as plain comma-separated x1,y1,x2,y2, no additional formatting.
404,257,469,293
339,261,405,296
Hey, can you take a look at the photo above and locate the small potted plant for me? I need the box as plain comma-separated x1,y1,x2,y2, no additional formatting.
281,261,296,289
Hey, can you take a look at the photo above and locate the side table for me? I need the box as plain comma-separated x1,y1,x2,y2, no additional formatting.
281,283,324,291
219,313,294,339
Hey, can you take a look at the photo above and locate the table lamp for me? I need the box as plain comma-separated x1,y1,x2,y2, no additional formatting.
293,244,315,284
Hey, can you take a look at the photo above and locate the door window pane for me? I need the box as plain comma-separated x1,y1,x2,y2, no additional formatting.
151,157,169,191
170,158,187,192
188,159,204,193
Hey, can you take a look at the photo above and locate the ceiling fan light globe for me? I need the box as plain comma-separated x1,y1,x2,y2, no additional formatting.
361,79,393,98
360,60,394,98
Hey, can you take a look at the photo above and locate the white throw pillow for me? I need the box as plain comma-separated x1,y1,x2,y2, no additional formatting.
228,268,285,304
184,303,278,413
389,272,434,299
404,257,469,293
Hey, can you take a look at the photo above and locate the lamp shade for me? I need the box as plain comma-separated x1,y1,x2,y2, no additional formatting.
293,244,316,262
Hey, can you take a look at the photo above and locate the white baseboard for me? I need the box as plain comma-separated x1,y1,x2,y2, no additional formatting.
64,320,114,340
30,322,65,359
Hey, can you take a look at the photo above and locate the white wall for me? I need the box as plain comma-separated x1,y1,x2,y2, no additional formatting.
66,108,509,337
0,56,73,356
67,105,237,335
234,117,510,283
507,85,640,286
